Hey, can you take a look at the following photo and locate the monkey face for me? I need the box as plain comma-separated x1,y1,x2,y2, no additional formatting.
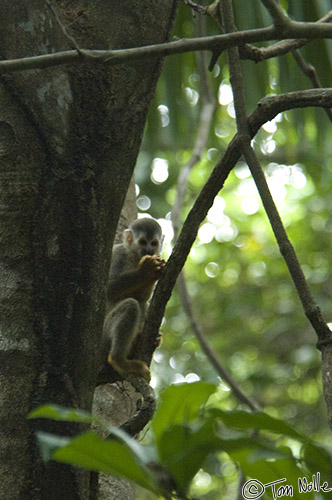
124,218,164,257
137,236,160,257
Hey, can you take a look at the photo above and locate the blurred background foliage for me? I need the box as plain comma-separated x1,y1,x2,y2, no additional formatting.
135,1,332,497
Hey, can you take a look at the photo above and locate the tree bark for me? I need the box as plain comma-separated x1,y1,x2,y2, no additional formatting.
0,1,177,499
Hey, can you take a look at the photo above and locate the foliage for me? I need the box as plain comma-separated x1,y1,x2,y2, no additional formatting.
29,382,332,499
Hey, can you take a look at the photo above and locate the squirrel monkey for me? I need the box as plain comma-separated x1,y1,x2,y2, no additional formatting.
99,218,165,381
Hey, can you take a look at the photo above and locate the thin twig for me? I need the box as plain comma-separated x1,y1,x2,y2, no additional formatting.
44,0,83,54
205,3,332,68
178,273,262,411
182,0,207,15
4,17,332,74
242,10,332,62
260,0,291,28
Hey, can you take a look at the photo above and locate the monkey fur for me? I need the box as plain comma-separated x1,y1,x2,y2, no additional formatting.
99,218,165,381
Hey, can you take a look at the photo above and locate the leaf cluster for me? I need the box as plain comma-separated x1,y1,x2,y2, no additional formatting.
29,382,332,499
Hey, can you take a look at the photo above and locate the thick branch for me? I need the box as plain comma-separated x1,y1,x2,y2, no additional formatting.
120,376,156,436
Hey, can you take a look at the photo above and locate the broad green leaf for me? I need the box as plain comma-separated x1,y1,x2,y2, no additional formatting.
210,408,332,481
210,408,308,441
302,441,332,479
29,404,147,463
157,421,295,497
38,431,159,494
152,382,216,443
227,443,314,500
157,420,220,495
240,459,314,500
28,404,95,424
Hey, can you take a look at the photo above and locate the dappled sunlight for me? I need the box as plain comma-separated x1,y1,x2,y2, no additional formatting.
241,196,260,215
218,82,233,106
205,261,220,278
136,194,151,211
157,104,170,127
151,157,169,184
197,222,216,244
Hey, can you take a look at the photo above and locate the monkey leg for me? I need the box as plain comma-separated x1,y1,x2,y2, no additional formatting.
101,298,150,381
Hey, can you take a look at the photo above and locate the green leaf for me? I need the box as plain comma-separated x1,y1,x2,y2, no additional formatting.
28,404,95,424
225,441,314,500
152,382,216,443
30,404,152,466
38,431,159,494
210,408,308,441
240,459,314,500
302,441,332,480
210,408,332,484
157,421,295,497
157,419,220,495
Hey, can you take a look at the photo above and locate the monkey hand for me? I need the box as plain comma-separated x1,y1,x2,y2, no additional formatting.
138,255,166,281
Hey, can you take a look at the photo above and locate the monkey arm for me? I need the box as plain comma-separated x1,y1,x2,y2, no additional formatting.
107,249,162,303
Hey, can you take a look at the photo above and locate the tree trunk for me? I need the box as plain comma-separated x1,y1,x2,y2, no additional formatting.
0,1,177,499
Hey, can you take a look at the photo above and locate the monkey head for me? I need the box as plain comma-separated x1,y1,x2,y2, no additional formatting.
124,218,164,257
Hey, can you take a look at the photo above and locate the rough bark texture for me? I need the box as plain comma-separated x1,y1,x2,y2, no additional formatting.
0,1,177,499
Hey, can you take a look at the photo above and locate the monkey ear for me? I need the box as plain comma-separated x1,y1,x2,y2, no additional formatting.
124,229,134,245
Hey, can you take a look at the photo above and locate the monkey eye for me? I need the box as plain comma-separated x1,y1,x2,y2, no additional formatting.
151,240,158,247
139,238,147,246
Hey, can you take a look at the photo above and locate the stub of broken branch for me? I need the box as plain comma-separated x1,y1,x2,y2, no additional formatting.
120,375,156,436
96,363,156,435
